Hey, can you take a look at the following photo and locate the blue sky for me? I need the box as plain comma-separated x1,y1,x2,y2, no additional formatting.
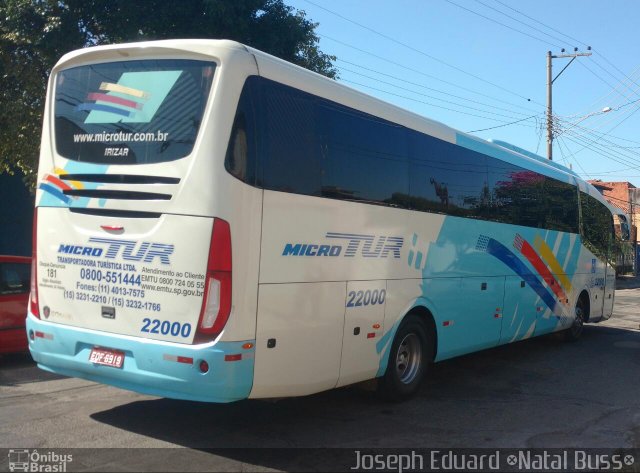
286,0,640,190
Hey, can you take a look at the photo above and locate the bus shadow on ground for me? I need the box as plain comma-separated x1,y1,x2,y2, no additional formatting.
90,324,640,465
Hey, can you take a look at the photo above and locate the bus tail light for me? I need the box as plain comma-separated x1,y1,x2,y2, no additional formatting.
194,218,231,344
30,210,40,318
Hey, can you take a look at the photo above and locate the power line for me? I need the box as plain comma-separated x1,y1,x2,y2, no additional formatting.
323,35,540,113
480,0,640,123
563,123,640,161
489,0,640,100
560,104,640,158
559,118,640,162
594,51,640,93
337,58,536,116
561,130,640,172
586,174,640,178
443,0,563,49
555,135,574,169
302,0,540,105
491,0,586,46
556,96,640,144
466,114,541,133
473,0,571,48
340,78,540,126
570,65,640,118
441,0,640,163
337,65,535,120
578,59,640,105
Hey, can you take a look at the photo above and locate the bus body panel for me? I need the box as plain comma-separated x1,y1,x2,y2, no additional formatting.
336,279,387,388
250,282,345,398
37,207,211,343
259,191,445,284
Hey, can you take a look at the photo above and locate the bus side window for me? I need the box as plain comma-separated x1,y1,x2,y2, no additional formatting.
580,192,613,258
225,78,258,185
227,114,249,181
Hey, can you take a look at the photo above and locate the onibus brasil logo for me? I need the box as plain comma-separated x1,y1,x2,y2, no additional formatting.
8,449,72,472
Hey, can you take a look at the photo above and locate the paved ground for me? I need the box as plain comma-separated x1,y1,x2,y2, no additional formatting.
1,280,639,471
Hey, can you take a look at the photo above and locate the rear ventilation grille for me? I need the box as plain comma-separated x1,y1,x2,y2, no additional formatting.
69,208,162,219
60,174,180,184
63,189,171,200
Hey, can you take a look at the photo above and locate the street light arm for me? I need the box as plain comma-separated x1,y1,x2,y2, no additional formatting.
555,106,612,137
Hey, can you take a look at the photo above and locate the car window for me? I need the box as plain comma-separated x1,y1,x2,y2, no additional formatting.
0,262,30,295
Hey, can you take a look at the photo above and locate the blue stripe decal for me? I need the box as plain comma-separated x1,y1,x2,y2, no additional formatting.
39,183,71,205
556,233,570,269
477,235,558,312
564,234,582,274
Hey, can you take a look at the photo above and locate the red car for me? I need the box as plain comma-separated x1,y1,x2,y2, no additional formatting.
0,255,31,353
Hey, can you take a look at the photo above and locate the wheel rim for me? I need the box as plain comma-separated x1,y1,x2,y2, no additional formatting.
572,304,585,337
395,333,422,384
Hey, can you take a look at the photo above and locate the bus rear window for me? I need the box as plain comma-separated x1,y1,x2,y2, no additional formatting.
54,59,215,164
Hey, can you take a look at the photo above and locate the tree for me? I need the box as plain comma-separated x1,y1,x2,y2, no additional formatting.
0,0,337,180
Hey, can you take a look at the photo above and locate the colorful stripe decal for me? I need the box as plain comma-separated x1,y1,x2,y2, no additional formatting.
87,93,143,110
533,235,572,292
564,234,582,275
43,174,72,191
54,168,84,190
99,82,148,98
38,183,71,205
514,234,567,304
76,103,131,117
477,235,558,313
38,169,90,205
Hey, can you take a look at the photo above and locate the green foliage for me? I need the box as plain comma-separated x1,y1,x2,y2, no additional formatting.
0,0,337,181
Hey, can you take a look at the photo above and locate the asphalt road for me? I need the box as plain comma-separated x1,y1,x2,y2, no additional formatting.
1,280,639,471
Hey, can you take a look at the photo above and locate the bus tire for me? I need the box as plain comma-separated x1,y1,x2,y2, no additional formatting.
378,316,429,401
564,295,587,341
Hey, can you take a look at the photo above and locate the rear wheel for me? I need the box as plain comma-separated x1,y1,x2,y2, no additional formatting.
378,316,429,401
564,296,586,341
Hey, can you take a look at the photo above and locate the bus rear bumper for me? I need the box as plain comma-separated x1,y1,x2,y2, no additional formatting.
26,314,254,403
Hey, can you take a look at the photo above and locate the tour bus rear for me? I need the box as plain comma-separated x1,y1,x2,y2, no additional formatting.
27,40,261,402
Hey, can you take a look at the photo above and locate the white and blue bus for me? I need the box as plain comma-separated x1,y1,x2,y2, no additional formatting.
28,40,626,402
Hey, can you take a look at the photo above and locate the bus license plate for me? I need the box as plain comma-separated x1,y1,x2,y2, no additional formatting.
89,347,124,368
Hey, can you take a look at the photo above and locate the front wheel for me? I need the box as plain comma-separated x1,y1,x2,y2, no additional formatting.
378,316,429,401
564,297,586,341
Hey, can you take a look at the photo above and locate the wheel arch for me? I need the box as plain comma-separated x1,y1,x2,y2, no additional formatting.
577,289,591,322
377,299,439,379
403,305,438,362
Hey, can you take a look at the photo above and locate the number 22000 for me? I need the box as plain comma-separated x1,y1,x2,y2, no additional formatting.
141,318,192,338
346,289,386,307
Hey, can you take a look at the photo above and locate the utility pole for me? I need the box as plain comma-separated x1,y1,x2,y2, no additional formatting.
631,188,639,275
546,47,592,160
